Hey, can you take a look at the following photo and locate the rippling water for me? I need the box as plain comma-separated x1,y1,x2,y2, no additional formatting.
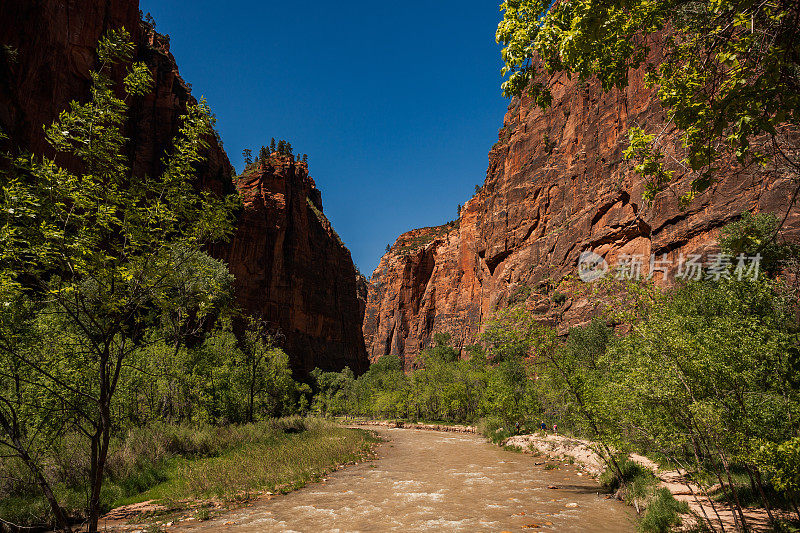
183,427,635,532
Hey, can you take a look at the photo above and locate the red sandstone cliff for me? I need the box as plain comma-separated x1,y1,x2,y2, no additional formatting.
220,157,368,376
0,0,368,375
0,0,233,193
364,61,800,368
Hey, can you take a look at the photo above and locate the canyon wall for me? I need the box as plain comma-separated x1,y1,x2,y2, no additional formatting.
364,59,800,369
219,158,369,376
0,0,233,193
0,0,368,375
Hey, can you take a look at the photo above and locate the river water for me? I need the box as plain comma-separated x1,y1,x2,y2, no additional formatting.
184,427,635,532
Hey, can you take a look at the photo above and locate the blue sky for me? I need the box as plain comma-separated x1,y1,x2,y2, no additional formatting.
139,0,510,275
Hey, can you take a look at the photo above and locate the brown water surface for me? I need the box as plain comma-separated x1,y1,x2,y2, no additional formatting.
184,427,635,532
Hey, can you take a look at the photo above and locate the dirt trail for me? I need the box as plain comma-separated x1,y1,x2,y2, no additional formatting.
505,433,781,531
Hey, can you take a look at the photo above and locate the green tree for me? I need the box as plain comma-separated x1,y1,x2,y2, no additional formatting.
0,28,236,531
497,0,800,205
242,148,252,166
238,319,295,422
604,278,799,530
311,366,355,416
720,211,798,275
259,145,269,164
270,137,276,152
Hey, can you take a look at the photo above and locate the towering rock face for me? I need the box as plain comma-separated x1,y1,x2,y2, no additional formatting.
220,158,369,376
364,63,800,368
0,0,368,375
0,0,233,192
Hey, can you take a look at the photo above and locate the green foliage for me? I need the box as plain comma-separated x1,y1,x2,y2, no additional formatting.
551,290,567,305
0,419,376,524
720,212,798,274
497,0,800,203
600,455,656,494
638,488,689,533
483,306,553,361
311,366,355,416
757,437,800,505
507,284,531,306
0,28,262,531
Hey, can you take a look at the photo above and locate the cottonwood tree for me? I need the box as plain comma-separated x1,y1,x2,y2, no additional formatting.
0,28,236,531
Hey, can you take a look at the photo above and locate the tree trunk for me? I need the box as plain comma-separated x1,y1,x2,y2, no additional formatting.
746,465,777,529
88,353,112,533
18,444,72,533
718,450,748,532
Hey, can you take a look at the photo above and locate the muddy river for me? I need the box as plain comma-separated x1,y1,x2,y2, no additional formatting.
184,427,635,532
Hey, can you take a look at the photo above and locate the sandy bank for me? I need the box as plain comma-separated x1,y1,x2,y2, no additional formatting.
504,432,783,531
348,419,477,433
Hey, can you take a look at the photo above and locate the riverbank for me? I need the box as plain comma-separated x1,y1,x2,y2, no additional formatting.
0,419,380,529
103,419,378,525
150,425,636,532
504,432,786,531
347,418,476,433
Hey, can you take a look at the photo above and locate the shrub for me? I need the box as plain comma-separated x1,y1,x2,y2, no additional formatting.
638,488,689,533
600,455,655,493
476,417,512,445
508,285,532,306
552,291,567,305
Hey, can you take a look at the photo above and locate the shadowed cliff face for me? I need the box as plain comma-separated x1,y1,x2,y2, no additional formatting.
0,0,368,376
364,61,800,368
0,0,233,193
219,158,369,377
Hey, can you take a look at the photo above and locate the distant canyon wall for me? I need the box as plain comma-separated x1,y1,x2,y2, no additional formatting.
364,54,800,369
217,158,369,376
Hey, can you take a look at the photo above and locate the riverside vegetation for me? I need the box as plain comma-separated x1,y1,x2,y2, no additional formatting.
0,30,374,532
309,214,800,533
2,0,800,531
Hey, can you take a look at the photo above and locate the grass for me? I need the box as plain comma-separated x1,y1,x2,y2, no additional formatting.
597,455,689,533
638,488,689,533
0,418,379,528
111,418,379,505
600,455,657,494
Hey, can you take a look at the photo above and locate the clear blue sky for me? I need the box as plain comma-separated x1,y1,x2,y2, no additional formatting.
139,0,510,275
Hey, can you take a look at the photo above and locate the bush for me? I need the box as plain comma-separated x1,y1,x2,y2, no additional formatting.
508,285,531,306
638,488,689,533
600,455,656,493
476,417,513,445
552,291,567,305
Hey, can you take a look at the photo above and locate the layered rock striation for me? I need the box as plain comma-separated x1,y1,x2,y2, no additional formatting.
364,61,800,367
